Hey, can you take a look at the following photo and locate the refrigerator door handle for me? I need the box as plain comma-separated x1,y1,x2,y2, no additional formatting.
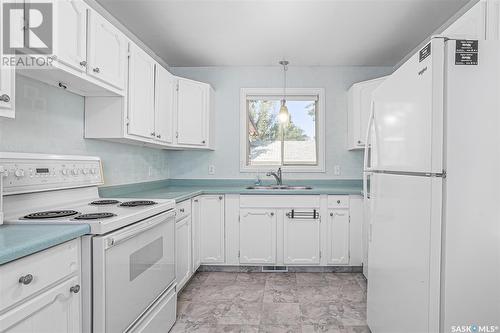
363,100,375,171
363,172,372,199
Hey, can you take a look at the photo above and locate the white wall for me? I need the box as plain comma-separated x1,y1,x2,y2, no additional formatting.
0,76,170,186
168,66,392,180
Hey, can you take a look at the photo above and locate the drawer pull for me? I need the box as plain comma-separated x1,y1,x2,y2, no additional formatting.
70,285,80,294
18,274,33,285
286,209,319,220
337,200,341,204
0,94,10,103
179,208,185,213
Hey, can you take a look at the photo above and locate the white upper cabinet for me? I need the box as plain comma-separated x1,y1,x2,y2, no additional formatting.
53,0,88,72
239,209,277,265
155,66,175,144
442,1,487,39
0,0,15,118
127,43,156,140
87,9,127,90
176,78,214,148
347,76,386,150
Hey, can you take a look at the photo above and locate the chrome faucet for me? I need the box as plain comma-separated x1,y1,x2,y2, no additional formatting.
267,167,283,186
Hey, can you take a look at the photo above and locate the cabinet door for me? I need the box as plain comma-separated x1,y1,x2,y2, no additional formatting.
154,66,175,144
127,43,156,139
327,209,350,265
53,0,87,72
177,79,207,146
283,212,320,265
442,1,486,39
87,10,127,90
0,0,15,118
191,198,201,272
0,276,81,333
239,209,277,264
199,195,225,264
176,216,192,290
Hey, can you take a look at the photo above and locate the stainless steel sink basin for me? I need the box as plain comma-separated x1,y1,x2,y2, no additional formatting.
245,185,313,190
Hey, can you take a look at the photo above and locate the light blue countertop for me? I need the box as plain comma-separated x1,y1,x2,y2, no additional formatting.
0,224,90,265
99,179,364,203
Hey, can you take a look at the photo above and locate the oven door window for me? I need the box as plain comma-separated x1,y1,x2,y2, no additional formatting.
98,214,175,333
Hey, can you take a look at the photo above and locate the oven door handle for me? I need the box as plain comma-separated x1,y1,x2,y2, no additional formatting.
104,210,175,249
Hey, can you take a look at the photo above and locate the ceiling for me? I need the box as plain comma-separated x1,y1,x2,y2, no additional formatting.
97,0,470,67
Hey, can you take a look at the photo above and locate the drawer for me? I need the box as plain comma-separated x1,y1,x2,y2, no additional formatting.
127,284,176,333
0,239,79,312
240,195,320,208
175,200,191,221
327,195,350,209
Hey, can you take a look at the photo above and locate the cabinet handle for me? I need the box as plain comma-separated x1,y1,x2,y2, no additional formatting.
0,94,10,103
151,132,155,137
70,285,80,294
330,212,334,217
270,212,274,216
80,61,87,67
202,140,206,144
156,134,161,139
18,274,33,285
180,208,185,213
357,140,362,144
218,196,223,200
93,67,100,73
58,82,68,90
337,200,341,204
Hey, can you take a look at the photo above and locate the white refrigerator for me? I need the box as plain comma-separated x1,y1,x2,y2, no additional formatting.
364,38,500,333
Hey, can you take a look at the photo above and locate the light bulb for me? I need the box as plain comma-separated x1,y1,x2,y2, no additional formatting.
278,100,289,124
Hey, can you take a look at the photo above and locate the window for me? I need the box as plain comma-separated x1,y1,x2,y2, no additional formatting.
240,88,325,172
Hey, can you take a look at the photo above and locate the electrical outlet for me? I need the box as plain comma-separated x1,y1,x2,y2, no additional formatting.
334,165,341,176
208,165,216,175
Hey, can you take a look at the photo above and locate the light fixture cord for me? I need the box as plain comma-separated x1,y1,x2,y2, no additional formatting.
283,62,287,100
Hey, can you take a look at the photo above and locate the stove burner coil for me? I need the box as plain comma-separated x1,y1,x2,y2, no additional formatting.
90,200,121,205
119,200,157,207
23,210,80,219
74,213,116,220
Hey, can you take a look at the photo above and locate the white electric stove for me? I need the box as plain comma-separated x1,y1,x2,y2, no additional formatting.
0,152,178,333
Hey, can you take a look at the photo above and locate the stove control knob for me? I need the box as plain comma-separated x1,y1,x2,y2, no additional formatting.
14,169,25,178
82,169,89,175
72,168,79,175
62,169,68,175
91,168,97,174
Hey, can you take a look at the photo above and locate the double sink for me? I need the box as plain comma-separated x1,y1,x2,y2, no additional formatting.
246,185,313,190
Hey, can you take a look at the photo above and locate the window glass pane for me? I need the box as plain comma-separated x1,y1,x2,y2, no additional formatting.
247,98,318,167
284,101,317,165
247,100,281,166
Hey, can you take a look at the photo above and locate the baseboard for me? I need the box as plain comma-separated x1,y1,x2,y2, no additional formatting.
198,265,363,273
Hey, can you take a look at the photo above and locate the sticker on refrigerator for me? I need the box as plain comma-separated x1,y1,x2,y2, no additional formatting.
419,43,431,62
455,52,478,65
455,40,478,65
456,40,478,53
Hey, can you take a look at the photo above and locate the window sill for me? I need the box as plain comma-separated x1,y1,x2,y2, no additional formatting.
240,164,326,173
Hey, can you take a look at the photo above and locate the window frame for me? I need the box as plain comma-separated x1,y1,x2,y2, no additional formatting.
240,88,326,173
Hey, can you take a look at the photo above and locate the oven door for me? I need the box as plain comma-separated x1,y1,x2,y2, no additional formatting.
92,210,175,333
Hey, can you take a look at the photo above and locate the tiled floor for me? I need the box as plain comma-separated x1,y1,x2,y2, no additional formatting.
171,272,369,333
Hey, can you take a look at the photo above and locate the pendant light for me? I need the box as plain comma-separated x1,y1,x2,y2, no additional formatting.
278,60,290,124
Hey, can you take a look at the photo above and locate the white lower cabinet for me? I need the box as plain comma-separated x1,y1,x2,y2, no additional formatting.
175,216,192,291
283,212,321,265
327,209,350,265
239,209,277,264
0,239,82,333
1,276,81,333
191,198,201,272
198,195,225,264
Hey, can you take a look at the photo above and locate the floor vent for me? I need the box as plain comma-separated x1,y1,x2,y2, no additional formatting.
261,266,288,273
